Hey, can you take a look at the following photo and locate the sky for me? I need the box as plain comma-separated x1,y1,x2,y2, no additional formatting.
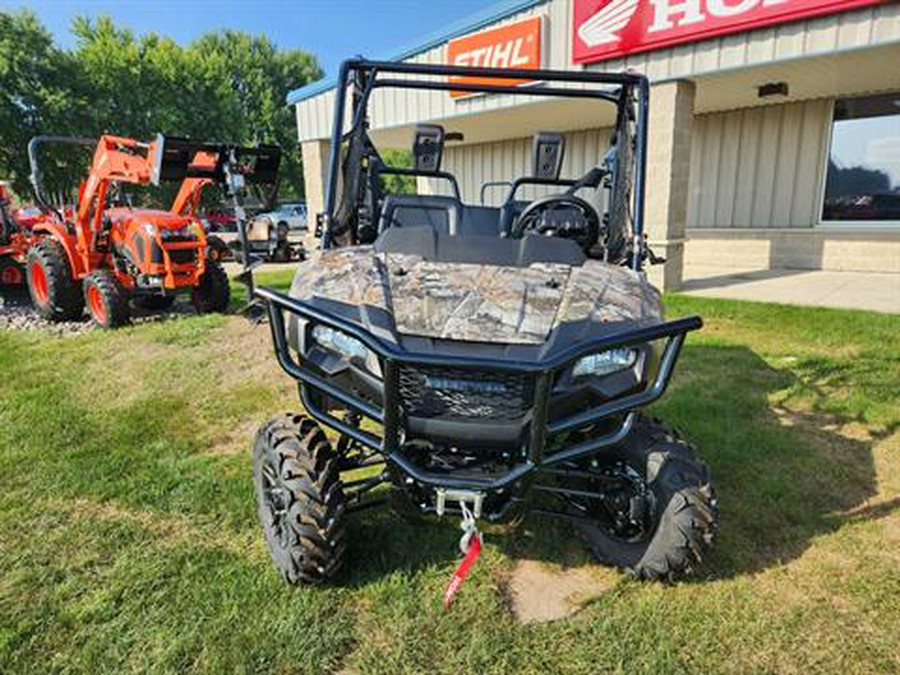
7,0,499,86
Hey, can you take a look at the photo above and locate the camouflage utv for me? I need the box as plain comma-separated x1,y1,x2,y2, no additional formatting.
244,59,719,587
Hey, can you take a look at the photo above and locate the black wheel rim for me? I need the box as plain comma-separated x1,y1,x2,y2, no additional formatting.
261,458,290,548
589,461,657,543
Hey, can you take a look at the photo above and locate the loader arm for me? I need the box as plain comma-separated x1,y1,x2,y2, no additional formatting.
171,177,213,217
73,135,160,258
170,150,220,217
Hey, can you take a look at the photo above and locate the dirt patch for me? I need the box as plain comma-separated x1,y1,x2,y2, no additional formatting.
772,405,874,442
208,316,288,388
504,559,618,624
201,418,262,456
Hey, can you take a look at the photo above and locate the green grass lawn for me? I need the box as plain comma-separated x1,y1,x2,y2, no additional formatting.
1,275,898,674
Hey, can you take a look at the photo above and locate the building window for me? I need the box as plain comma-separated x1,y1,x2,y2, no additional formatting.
822,93,900,223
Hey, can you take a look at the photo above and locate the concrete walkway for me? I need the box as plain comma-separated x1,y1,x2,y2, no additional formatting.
680,266,900,314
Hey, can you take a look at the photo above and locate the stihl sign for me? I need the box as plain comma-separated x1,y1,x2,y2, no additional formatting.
573,0,885,64
448,16,543,98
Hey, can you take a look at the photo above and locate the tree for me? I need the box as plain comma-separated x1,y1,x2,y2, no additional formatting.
187,31,321,199
70,18,321,200
0,11,322,202
0,10,90,197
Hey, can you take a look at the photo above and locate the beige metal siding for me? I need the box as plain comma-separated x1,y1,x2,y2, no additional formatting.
434,127,613,206
295,3,900,141
687,98,832,228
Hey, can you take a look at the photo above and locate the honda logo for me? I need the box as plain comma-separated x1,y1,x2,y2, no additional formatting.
573,0,884,64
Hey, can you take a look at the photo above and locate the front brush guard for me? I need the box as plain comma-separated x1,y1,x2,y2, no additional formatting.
254,285,701,502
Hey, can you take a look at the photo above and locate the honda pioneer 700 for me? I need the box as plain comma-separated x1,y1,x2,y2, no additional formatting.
244,60,719,589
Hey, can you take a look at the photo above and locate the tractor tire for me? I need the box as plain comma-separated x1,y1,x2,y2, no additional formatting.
272,241,291,262
0,259,25,286
191,261,230,314
134,294,176,311
574,415,718,581
252,414,347,585
83,270,131,329
206,235,230,263
25,239,83,321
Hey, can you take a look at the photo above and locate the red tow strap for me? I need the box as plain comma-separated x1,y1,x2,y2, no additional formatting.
443,532,482,608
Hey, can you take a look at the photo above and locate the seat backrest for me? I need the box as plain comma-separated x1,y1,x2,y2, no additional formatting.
379,195,462,235
375,227,586,267
457,205,501,237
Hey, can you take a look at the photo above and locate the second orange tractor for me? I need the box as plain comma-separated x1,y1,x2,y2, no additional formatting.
24,134,279,328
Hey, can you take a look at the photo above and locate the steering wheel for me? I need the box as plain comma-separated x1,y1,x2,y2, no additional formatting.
510,194,601,250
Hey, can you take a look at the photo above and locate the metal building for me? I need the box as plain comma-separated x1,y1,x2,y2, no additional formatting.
288,0,900,290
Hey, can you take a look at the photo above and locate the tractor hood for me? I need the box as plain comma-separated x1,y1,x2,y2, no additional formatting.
107,207,195,231
288,245,662,346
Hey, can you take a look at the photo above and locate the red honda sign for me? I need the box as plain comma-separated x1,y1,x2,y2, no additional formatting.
573,0,887,65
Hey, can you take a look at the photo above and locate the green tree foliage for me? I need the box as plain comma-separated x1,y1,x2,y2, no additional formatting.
0,11,89,197
379,149,416,195
187,31,319,198
0,10,321,202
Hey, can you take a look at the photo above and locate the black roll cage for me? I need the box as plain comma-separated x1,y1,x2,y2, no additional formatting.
319,59,650,272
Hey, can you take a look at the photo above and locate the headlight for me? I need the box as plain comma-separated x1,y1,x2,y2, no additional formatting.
161,226,193,240
311,325,382,377
572,347,638,378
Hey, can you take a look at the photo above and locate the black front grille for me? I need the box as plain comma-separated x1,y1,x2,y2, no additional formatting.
168,248,196,265
398,365,533,421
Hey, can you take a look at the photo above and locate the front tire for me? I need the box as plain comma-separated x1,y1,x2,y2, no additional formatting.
574,415,718,580
83,270,131,329
206,235,230,263
0,259,25,286
272,241,291,262
191,261,230,313
26,239,83,321
253,414,347,584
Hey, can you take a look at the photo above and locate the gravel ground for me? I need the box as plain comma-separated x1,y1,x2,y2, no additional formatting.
0,288,198,336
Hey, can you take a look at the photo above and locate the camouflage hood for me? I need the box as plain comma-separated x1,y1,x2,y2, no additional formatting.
289,246,662,346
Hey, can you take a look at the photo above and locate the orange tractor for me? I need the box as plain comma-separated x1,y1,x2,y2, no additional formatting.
25,134,280,328
0,180,35,286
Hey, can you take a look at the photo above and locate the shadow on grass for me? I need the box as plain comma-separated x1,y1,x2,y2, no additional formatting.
335,343,891,585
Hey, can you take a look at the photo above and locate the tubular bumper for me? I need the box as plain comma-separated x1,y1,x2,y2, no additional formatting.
256,285,701,492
